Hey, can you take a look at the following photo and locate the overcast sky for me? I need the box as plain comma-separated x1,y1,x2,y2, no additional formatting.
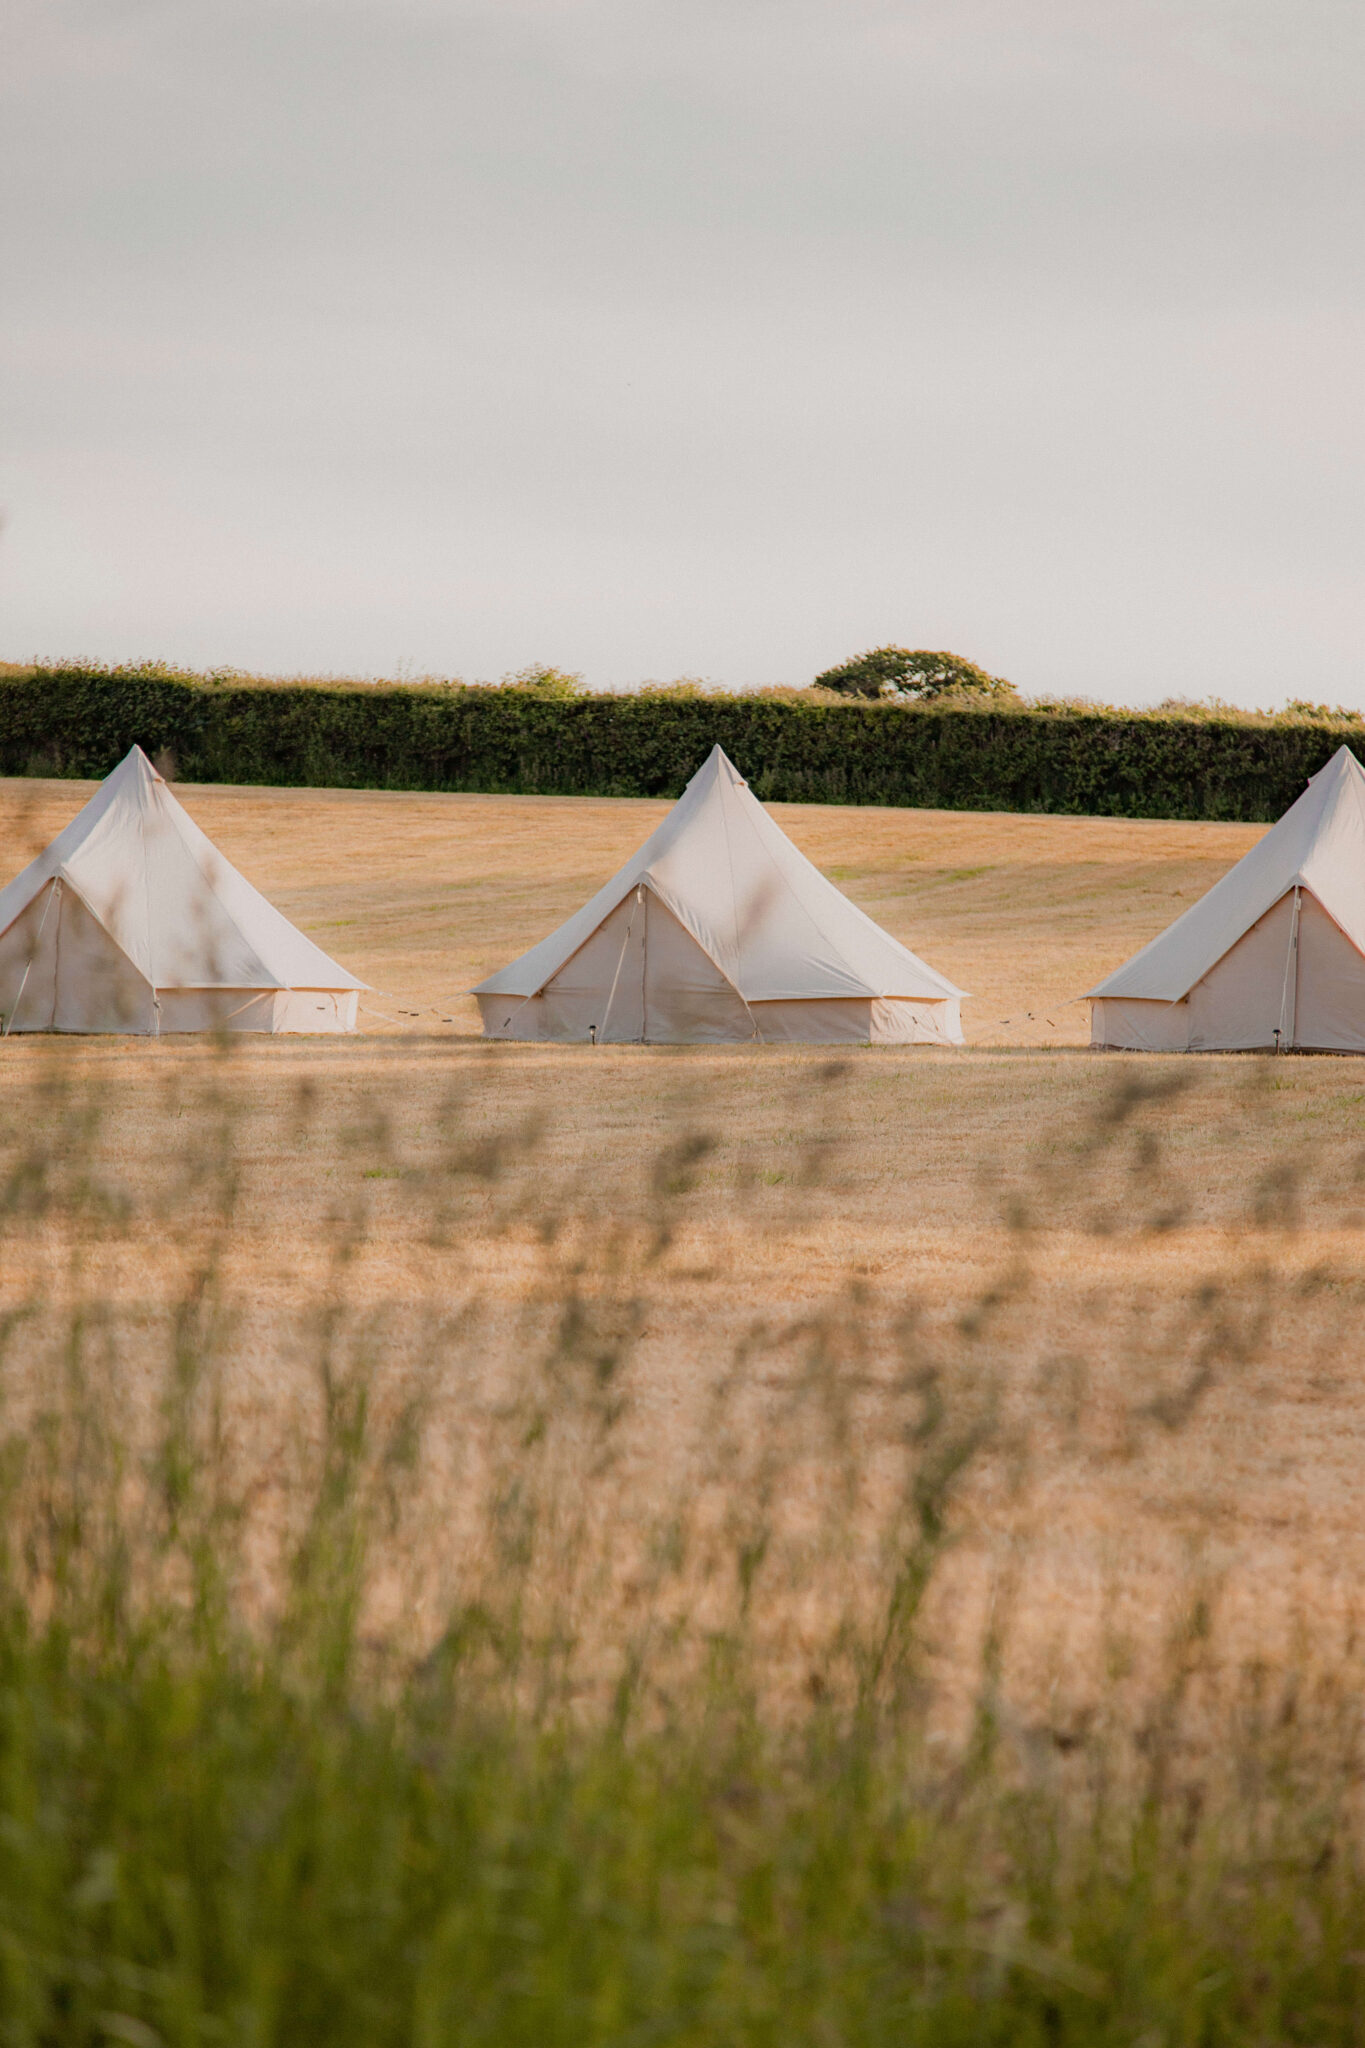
2,0,1362,704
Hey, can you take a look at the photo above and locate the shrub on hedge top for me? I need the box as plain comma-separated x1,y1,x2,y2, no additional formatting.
813,647,1019,703
500,663,584,698
0,661,1358,823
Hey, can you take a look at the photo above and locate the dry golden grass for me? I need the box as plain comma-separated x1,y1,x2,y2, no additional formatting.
2,772,1363,1726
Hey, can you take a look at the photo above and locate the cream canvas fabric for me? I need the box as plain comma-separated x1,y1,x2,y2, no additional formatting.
0,746,363,1034
474,745,965,1044
1089,745,1365,1052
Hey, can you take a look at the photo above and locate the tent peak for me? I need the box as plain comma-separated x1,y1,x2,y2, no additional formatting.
692,743,746,788
109,744,165,788
1308,743,1365,786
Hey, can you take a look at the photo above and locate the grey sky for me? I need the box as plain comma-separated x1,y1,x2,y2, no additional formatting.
3,0,1362,704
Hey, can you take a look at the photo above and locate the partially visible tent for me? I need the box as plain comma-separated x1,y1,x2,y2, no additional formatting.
1089,744,1365,1052
0,746,363,1034
473,744,966,1044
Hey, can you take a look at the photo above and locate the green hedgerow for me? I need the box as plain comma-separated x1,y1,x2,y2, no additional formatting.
0,662,1359,821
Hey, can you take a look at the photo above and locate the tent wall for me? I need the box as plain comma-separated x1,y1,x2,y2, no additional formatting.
747,997,962,1045
0,880,155,1034
1291,894,1365,1051
0,879,360,1038
1091,888,1365,1051
477,890,756,1044
1184,890,1298,1049
1092,894,1295,1051
0,881,61,1031
1089,997,1192,1052
478,886,966,1047
155,988,359,1034
874,996,961,1045
272,988,358,1035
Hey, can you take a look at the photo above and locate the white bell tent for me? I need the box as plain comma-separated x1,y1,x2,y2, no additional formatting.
1090,744,1365,1052
474,745,966,1045
0,746,363,1035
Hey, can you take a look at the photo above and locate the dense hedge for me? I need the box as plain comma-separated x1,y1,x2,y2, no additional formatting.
0,664,1356,821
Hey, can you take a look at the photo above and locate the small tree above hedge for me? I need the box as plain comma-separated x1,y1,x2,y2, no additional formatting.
499,664,584,699
814,647,1018,703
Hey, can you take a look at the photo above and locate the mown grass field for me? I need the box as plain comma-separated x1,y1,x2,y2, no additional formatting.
2,773,1365,2041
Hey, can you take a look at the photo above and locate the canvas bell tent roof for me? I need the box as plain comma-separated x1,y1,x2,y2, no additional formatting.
1089,744,1365,1052
474,745,966,1045
0,746,363,1035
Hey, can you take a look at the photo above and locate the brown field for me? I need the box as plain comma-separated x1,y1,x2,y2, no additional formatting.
3,772,1365,1730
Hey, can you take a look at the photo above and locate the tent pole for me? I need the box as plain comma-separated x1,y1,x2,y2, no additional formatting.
1277,887,1301,1050
600,885,643,1044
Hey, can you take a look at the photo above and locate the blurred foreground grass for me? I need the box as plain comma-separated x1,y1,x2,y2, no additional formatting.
1,1045,1364,2043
